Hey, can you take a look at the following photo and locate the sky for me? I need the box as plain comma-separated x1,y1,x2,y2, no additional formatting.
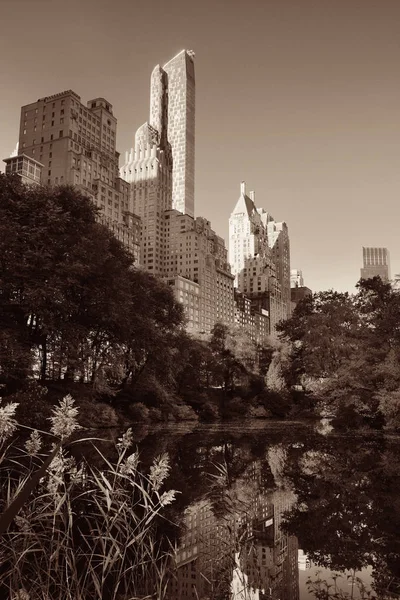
2,0,400,293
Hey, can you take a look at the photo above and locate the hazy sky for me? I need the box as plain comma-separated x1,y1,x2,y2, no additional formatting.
2,0,400,293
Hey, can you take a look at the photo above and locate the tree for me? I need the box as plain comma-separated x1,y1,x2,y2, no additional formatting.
0,175,185,407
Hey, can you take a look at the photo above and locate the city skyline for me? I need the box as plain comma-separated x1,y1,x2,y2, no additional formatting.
2,0,400,293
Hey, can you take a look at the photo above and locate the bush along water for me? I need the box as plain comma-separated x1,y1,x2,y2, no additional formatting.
0,395,178,600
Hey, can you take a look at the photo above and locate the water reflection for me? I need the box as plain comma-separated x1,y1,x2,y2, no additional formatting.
133,421,400,599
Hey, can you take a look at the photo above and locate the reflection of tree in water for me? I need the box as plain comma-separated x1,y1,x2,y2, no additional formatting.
166,438,300,599
134,423,400,599
282,435,400,599
307,571,379,599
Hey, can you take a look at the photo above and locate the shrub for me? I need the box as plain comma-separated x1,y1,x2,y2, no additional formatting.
148,407,164,422
4,382,51,431
224,396,249,418
199,401,220,422
172,404,199,421
377,390,400,430
248,405,269,419
127,402,150,423
77,398,120,428
257,390,292,419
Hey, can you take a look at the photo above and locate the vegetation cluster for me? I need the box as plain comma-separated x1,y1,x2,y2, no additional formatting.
0,395,179,599
2,173,399,432
276,278,400,430
0,174,294,430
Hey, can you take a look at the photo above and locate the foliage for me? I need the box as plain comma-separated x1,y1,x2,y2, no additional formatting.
282,435,400,591
171,404,199,421
127,402,150,423
0,395,178,600
277,277,400,428
307,572,378,599
0,174,287,423
257,389,292,418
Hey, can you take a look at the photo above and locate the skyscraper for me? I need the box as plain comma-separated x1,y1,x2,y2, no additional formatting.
121,50,234,334
161,49,195,217
229,181,291,335
361,247,390,282
13,90,141,259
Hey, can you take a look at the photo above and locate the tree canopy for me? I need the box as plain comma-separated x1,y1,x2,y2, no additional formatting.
277,277,400,428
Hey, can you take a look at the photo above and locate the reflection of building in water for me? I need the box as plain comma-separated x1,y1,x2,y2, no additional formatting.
297,548,312,571
167,499,234,599
238,488,299,600
167,457,299,600
231,552,262,600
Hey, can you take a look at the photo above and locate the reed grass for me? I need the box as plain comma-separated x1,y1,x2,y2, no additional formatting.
0,396,178,600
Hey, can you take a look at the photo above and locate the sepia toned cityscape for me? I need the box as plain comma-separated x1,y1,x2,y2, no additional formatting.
2,2,400,599
3,49,392,341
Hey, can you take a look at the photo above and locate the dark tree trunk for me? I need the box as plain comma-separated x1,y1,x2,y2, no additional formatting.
40,339,47,381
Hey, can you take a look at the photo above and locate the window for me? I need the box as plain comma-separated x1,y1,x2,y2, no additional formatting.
48,170,51,176
41,137,44,143
60,118,64,124
61,109,64,115
23,129,26,135
51,121,54,126
33,139,36,145
50,134,53,140
59,130,63,138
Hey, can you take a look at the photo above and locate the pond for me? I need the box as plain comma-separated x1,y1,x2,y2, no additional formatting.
131,419,400,599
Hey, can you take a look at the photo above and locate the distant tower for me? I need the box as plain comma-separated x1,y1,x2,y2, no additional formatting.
361,247,390,282
290,269,304,288
10,142,19,157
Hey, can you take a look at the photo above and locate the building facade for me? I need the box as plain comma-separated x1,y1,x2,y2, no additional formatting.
16,89,140,260
162,50,196,217
290,269,312,308
123,49,195,218
361,247,390,282
121,50,235,335
229,181,291,337
121,122,172,275
291,285,312,306
3,154,43,185
164,211,235,334
234,290,270,345
290,269,304,288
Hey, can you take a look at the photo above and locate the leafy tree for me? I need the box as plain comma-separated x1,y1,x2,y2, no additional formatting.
276,279,400,427
0,175,185,415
